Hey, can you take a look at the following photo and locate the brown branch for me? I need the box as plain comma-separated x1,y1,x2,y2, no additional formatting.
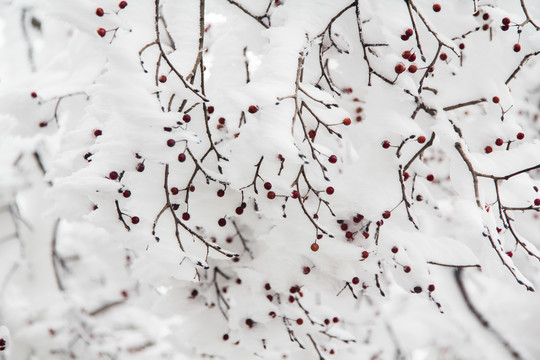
520,0,540,30
307,333,325,360
51,218,64,292
403,132,435,173
443,98,487,112
427,261,481,268
115,200,131,231
505,51,540,85
455,269,524,359
224,0,270,28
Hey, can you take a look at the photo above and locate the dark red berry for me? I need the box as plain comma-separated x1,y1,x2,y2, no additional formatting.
343,118,351,125
264,182,272,190
404,266,411,273
534,199,540,206
223,334,229,341
382,211,391,219
119,1,127,9
167,139,176,147
401,34,409,41
332,317,339,323
265,283,271,290
426,174,434,182
248,105,259,114
171,187,179,195
395,63,406,74
178,153,186,162
97,28,106,37
96,8,104,16
245,319,254,328
291,190,299,199
352,277,359,285
207,106,214,114
182,114,191,123
433,4,441,12
413,286,422,293
303,266,311,275
485,146,493,154
492,96,500,104
501,24,509,31
311,243,319,252
517,132,524,140
495,138,504,146
402,50,412,59
502,17,511,25
417,135,426,143
362,251,369,259
217,189,225,197
267,191,276,200
296,318,303,325
408,53,416,62
382,140,390,149
439,53,448,61
136,163,145,172
159,75,167,83
428,284,435,292
182,212,190,221
131,216,139,224
218,218,227,227
405,28,413,37
31,91,38,98
329,155,337,163
459,43,465,50
408,65,417,73
109,171,119,180
235,207,244,215
123,190,131,198
513,44,521,52
326,187,334,195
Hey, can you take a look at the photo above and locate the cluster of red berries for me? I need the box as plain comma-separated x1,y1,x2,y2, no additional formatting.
401,28,414,41
96,2,128,37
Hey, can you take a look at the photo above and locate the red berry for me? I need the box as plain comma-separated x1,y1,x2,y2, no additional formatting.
501,24,509,31
408,53,416,62
492,96,500,104
245,319,254,328
291,190,299,199
401,34,410,41
311,243,319,252
182,212,190,221
159,75,167,83
417,136,426,144
495,138,504,146
391,246,398,254
264,283,271,290
96,8,104,16
428,284,435,292
426,174,434,182
405,28,414,37
218,218,227,227
362,231,369,239
382,211,391,219
513,43,521,52
94,129,102,137
235,207,244,215
332,317,339,323
404,172,410,181
308,129,316,139
136,163,145,172
482,13,489,20
502,17,511,25
39,121,48,128
382,140,391,149
404,266,411,273
329,155,337,163
167,139,176,147
482,24,489,31
109,171,119,180
131,216,139,224
326,187,334,195
343,118,351,126
395,63,406,74
362,251,369,259
402,50,412,59
408,65,417,73
517,132,524,140
288,295,295,303
267,191,276,200
31,91,38,98
296,318,303,325
264,182,272,190
413,286,422,293
416,194,423,201
506,251,513,258
207,106,214,114
340,223,348,231
459,43,465,50
269,311,276,318
97,28,106,37
217,189,225,197
118,1,127,8
123,190,131,198
182,114,191,122
171,187,179,195
433,4,441,12
218,117,226,125
485,146,493,154
223,334,229,341
439,53,448,61
303,266,311,274
178,153,186,162
534,199,540,206
352,277,359,285
345,231,353,239
248,105,259,114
